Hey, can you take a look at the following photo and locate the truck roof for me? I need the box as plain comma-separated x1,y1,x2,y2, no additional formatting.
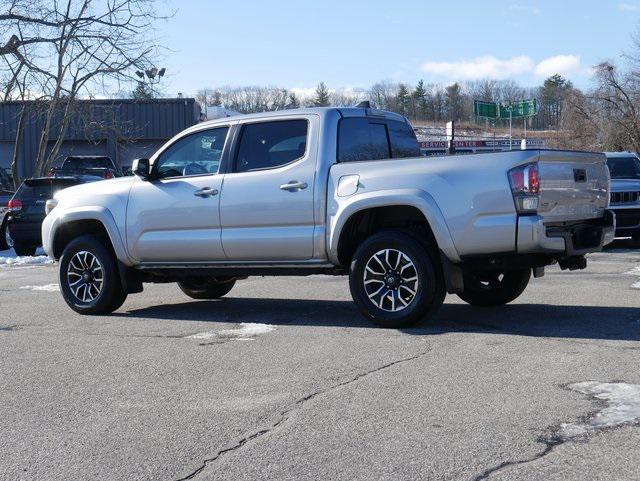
195,106,408,129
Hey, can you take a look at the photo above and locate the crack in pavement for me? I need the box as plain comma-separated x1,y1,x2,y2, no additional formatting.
174,346,432,481
472,437,561,481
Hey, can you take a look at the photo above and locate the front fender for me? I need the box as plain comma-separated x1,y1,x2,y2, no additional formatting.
327,188,461,264
42,206,133,265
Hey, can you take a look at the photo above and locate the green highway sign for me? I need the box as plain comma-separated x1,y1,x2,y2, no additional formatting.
474,99,538,119
474,100,498,119
498,99,538,119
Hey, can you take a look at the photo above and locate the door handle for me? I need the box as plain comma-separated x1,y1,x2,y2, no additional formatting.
194,187,218,198
280,181,308,192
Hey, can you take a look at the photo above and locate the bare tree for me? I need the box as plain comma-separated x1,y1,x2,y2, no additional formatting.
0,0,164,175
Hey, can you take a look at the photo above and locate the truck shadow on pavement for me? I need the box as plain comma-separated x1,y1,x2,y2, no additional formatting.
115,298,640,342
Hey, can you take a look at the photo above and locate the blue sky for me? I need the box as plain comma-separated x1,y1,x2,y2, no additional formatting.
159,0,640,96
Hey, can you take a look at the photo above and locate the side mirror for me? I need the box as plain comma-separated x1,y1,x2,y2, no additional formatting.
132,158,151,180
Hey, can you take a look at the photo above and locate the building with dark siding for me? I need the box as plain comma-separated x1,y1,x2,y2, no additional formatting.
0,98,201,178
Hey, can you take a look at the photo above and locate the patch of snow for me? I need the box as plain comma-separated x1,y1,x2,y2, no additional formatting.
557,381,640,441
19,283,59,292
0,249,53,267
632,281,640,290
188,323,275,340
625,266,640,276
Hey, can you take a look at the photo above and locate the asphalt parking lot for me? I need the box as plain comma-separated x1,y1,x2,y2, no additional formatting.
1,241,640,481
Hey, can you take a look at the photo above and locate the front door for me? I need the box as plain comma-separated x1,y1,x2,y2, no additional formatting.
126,126,230,262
220,117,317,260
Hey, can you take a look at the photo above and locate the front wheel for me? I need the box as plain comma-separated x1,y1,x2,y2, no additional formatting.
178,278,236,300
457,269,531,307
349,230,445,328
59,235,127,314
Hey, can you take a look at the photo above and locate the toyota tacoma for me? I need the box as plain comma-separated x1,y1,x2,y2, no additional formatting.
42,106,615,327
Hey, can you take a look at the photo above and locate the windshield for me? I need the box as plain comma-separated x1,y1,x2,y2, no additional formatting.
607,156,640,179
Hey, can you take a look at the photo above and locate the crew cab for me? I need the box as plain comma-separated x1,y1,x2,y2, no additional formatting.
605,152,640,241
42,107,614,327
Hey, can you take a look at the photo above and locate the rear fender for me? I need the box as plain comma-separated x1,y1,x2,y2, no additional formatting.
327,188,461,264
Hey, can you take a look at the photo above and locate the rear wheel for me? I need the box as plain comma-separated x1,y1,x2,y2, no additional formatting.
349,230,445,328
457,268,531,307
59,235,127,314
13,241,36,256
178,278,236,300
0,218,12,251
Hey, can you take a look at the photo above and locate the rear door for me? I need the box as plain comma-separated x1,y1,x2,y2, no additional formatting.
220,116,318,260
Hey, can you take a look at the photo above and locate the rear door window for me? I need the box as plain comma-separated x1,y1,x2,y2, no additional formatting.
388,121,421,158
338,118,420,162
338,118,390,162
235,120,308,172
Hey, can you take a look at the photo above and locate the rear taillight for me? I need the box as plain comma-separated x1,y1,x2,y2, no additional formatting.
104,171,114,179
7,199,23,211
508,162,540,213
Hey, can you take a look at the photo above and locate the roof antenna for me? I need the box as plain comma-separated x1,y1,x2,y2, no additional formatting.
355,101,370,109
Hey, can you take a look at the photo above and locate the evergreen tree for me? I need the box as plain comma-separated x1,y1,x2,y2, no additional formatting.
132,81,153,100
287,92,300,109
313,82,331,107
413,80,428,120
397,83,410,115
539,74,572,129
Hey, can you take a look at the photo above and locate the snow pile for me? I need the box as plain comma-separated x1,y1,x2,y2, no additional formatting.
557,381,640,441
632,281,640,290
188,323,275,341
625,266,640,276
0,250,54,267
20,283,59,292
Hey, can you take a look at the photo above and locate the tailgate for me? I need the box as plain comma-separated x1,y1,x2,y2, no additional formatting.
537,150,609,222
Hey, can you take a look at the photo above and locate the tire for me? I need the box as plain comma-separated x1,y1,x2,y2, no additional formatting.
178,278,236,300
0,217,12,251
59,235,127,315
457,268,531,307
349,230,445,328
13,242,36,256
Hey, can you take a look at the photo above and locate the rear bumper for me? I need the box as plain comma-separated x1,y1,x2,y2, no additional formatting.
610,207,640,235
517,210,615,255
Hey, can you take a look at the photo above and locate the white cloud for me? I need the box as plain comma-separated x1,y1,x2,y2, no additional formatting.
534,55,581,77
421,56,534,80
619,3,640,12
509,4,542,15
420,55,582,80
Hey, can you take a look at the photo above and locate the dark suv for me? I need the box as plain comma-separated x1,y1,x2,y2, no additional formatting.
7,176,95,255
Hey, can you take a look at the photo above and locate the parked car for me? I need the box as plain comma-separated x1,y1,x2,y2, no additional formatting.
42,107,614,327
604,152,640,241
48,155,122,179
8,175,101,255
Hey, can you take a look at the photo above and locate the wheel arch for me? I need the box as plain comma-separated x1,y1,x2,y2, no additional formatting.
49,207,130,264
329,189,460,267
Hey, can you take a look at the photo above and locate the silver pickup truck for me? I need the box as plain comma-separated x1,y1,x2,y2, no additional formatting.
42,107,615,327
